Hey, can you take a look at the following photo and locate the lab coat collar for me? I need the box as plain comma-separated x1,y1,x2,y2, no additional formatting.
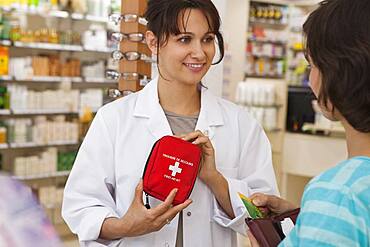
133,76,224,140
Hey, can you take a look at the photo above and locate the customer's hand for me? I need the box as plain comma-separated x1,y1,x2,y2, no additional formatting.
250,193,296,215
178,130,218,184
119,180,192,237
247,194,296,247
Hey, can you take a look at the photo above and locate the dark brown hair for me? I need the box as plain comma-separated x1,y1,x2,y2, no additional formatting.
303,0,370,132
145,0,224,65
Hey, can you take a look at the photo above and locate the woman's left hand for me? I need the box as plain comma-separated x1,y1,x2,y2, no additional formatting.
178,130,235,219
179,130,219,184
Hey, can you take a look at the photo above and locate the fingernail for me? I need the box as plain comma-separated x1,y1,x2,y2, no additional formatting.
174,188,178,193
252,198,261,206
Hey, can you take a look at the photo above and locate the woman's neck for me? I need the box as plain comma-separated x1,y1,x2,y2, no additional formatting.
157,77,201,116
342,120,370,159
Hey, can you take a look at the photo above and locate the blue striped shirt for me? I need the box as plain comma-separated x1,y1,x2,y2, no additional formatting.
280,156,370,247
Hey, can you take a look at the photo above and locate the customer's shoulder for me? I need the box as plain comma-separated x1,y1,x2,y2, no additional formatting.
304,157,370,202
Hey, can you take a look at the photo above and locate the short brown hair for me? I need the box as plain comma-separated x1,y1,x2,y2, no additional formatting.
303,0,370,132
145,0,224,65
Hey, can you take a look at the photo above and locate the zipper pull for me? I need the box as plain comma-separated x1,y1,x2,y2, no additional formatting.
144,193,151,209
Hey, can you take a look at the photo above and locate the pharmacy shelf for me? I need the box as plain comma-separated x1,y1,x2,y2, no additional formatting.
246,53,285,60
265,128,283,133
302,123,346,135
13,170,71,180
0,143,9,149
0,40,11,46
0,109,11,115
9,141,79,149
12,41,113,53
0,75,12,81
249,20,288,29
247,38,286,45
245,73,285,79
0,109,78,116
242,103,283,108
13,41,84,51
0,7,108,23
0,76,116,84
81,77,117,84
12,109,79,115
10,76,83,83
85,15,108,23
83,46,115,53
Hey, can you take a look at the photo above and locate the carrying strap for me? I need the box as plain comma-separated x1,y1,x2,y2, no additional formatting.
272,208,300,224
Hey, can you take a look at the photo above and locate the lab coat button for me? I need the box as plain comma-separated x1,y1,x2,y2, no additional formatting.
187,211,192,217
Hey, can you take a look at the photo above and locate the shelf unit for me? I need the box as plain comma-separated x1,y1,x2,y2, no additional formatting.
13,170,71,180
0,5,118,239
0,110,79,116
0,8,110,23
8,41,114,53
0,75,117,85
238,0,320,193
8,141,79,149
242,0,290,187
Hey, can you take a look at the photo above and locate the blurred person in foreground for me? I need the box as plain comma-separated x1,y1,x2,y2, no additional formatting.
0,174,62,247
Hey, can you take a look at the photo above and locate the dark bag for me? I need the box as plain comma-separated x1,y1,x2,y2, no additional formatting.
246,208,300,247
142,136,201,207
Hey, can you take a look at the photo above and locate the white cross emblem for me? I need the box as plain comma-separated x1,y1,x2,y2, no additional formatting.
169,162,182,177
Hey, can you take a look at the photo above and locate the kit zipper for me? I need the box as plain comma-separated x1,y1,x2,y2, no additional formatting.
142,139,161,209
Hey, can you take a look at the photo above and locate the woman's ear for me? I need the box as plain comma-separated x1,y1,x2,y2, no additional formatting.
146,31,158,55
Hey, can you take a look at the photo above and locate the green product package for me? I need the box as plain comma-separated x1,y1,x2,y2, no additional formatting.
238,192,264,219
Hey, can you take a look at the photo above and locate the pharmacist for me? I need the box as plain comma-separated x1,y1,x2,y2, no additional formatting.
62,0,278,246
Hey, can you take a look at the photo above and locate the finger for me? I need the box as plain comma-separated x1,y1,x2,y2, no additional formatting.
251,194,282,212
192,136,210,145
134,179,144,205
247,230,260,247
181,130,204,142
159,199,193,222
250,193,268,207
151,188,178,216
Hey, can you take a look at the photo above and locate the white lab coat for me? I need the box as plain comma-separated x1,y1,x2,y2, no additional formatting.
62,77,278,247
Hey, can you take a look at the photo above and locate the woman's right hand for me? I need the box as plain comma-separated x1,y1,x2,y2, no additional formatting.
118,180,192,237
250,193,296,215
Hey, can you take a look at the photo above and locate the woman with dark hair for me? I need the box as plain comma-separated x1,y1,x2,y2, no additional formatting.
62,0,278,246
249,0,370,246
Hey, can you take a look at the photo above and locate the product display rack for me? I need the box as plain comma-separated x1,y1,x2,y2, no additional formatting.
240,0,321,192
13,170,71,180
0,7,110,23
0,75,117,85
118,0,151,92
0,109,79,115
243,0,345,208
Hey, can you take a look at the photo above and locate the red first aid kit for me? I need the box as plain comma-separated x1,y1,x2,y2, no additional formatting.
143,135,202,207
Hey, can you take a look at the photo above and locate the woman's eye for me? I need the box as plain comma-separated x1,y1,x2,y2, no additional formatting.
179,36,191,43
203,36,215,43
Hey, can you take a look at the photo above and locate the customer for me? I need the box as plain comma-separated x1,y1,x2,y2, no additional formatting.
62,0,278,246
248,0,370,246
0,174,62,247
